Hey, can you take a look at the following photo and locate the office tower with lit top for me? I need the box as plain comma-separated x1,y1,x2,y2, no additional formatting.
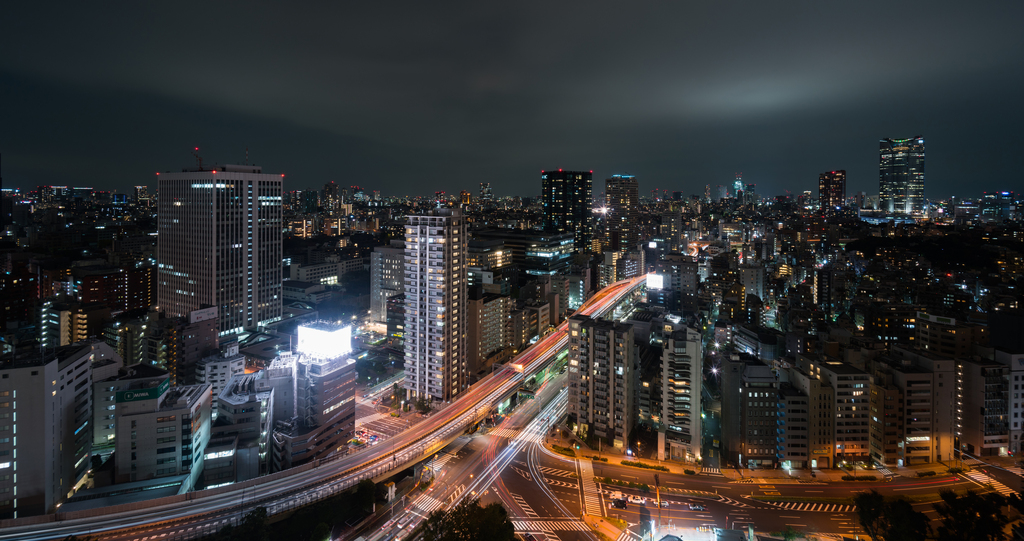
156,163,283,335
879,136,925,216
818,170,846,213
605,174,639,252
541,169,593,252
403,208,468,402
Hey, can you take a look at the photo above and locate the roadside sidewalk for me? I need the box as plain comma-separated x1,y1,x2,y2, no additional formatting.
583,514,624,541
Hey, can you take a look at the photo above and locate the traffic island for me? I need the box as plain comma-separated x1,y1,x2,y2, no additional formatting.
583,514,623,541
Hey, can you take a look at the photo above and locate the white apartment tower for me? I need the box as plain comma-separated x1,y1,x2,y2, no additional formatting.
156,164,283,335
403,209,468,402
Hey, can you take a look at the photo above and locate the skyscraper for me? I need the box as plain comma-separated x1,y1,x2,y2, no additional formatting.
156,163,283,335
605,174,639,252
479,182,494,204
568,314,635,451
541,169,593,253
879,136,925,216
818,170,846,213
403,208,468,402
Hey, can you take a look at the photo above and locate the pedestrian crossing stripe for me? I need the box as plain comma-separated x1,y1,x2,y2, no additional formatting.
702,467,722,475
718,496,755,508
766,501,856,512
512,520,591,532
488,427,521,439
578,461,603,516
1007,466,1024,477
510,492,539,518
964,470,1017,496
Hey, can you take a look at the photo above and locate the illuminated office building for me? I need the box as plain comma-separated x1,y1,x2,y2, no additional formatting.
879,136,925,216
541,169,593,252
156,163,283,335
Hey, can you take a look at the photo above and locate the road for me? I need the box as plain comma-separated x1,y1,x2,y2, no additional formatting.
0,276,648,541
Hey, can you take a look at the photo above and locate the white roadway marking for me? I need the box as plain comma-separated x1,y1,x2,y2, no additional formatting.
805,490,823,492
779,516,801,519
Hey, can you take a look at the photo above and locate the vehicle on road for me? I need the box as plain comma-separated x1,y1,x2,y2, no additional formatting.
653,499,669,508
628,495,646,505
688,503,705,511
611,499,627,509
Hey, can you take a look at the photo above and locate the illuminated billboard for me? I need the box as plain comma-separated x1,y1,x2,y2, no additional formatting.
297,324,353,358
647,273,664,290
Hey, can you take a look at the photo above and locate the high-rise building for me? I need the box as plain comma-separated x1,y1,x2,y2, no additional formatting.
479,182,494,204
879,136,925,216
323,181,340,214
134,185,150,206
403,209,468,402
568,315,636,451
370,240,406,324
0,341,117,517
660,327,703,461
156,163,283,335
541,170,593,253
818,170,846,213
467,289,511,379
605,175,639,252
733,173,744,197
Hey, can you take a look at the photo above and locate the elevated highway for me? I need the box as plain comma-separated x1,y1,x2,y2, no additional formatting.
0,275,647,541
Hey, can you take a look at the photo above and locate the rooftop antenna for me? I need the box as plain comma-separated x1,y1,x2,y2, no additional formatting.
245,147,249,166
191,147,204,170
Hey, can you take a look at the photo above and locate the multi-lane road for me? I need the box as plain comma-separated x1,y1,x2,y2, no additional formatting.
0,276,647,541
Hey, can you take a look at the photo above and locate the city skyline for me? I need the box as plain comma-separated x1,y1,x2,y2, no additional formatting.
2,3,1023,198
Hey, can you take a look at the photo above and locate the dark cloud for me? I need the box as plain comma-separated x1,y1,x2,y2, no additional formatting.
2,2,1022,198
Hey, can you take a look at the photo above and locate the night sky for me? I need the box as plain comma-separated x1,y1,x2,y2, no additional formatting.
2,2,1022,199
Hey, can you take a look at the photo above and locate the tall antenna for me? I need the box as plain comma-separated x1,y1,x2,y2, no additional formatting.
245,147,249,165
191,147,204,170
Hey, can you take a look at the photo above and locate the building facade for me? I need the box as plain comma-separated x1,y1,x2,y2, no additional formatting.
541,170,593,253
371,241,406,324
660,328,702,461
818,170,846,213
605,175,639,252
156,163,283,335
403,209,468,402
568,315,636,451
879,137,925,216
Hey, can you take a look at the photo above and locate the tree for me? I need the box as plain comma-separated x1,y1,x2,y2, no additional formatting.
391,382,401,409
416,397,431,413
420,499,515,541
355,479,376,512
309,522,331,541
933,490,1011,541
854,490,930,541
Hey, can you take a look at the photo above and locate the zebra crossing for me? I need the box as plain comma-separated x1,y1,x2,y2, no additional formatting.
512,520,591,533
578,460,603,516
766,501,856,512
538,466,577,478
701,466,722,475
875,465,895,476
488,427,521,439
616,530,641,541
510,492,539,518
964,469,1017,496
416,484,466,515
1006,466,1024,477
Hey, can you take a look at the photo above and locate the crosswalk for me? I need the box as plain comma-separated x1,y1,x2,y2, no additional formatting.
875,465,894,476
416,484,466,515
578,460,603,516
701,466,722,475
616,530,641,541
1006,466,1024,477
963,469,1017,496
510,492,539,518
488,427,521,439
512,520,591,532
766,501,856,512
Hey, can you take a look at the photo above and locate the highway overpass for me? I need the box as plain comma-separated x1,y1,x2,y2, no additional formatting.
0,275,648,541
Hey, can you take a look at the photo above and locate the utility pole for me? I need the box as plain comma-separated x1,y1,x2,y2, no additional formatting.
654,473,661,535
